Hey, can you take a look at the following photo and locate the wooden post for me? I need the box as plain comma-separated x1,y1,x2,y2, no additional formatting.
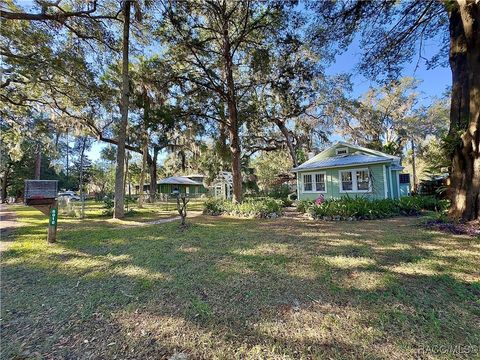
47,200,58,243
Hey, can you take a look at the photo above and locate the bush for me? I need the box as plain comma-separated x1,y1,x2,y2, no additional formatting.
303,196,449,221
263,185,294,207
267,185,291,199
203,198,225,216
102,196,114,216
296,199,314,213
203,197,283,218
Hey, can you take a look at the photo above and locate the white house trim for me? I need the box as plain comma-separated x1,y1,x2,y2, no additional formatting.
383,165,388,199
302,141,400,167
338,168,372,193
296,173,301,199
397,172,401,198
293,160,391,172
388,166,393,199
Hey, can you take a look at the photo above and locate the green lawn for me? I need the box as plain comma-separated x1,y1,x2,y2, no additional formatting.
1,206,479,359
59,199,205,223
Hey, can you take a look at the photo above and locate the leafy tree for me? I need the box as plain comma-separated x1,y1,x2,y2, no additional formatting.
246,8,343,166
160,0,283,202
312,0,480,220
251,150,292,191
89,160,115,200
335,77,420,152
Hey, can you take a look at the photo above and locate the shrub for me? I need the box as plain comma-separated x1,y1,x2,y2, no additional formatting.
288,193,297,201
203,198,283,218
203,198,225,216
304,196,449,221
296,199,314,213
267,185,291,199
102,196,114,216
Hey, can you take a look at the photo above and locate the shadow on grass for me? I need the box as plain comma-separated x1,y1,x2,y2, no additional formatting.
1,213,479,359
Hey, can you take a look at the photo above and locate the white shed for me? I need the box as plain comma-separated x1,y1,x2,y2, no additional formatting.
211,171,233,199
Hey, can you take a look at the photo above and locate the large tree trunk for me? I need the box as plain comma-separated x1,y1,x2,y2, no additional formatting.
138,127,148,207
66,130,69,185
223,24,242,203
113,0,131,219
447,1,480,221
410,138,417,193
124,150,129,211
147,147,159,202
34,143,41,179
79,137,86,219
228,119,242,203
1,164,11,203
274,118,298,167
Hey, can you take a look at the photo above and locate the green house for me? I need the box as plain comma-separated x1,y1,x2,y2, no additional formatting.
293,142,410,201
157,176,208,195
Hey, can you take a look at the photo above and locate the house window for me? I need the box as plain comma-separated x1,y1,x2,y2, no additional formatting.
340,171,353,191
303,172,326,192
356,170,370,190
399,173,410,184
315,173,325,192
303,174,312,191
339,168,371,192
336,147,348,155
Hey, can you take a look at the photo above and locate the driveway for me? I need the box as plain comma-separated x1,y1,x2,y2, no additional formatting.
0,204,21,252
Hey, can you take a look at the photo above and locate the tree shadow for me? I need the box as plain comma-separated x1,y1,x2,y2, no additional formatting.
1,215,479,359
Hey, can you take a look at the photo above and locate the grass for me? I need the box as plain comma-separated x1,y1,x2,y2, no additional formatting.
1,206,479,359
59,199,205,223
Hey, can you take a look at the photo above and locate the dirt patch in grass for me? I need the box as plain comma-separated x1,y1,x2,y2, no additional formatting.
423,219,480,237
1,207,479,359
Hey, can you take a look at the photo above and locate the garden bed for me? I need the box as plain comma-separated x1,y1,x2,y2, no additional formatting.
422,218,480,237
297,196,449,221
203,198,283,218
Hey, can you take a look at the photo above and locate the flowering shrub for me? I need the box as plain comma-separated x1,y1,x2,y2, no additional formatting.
203,198,283,218
315,195,325,205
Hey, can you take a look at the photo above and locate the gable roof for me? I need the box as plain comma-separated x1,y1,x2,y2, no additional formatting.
293,153,392,171
292,141,400,172
303,141,400,166
158,176,203,186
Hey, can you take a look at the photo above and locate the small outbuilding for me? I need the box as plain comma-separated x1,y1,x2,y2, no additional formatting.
157,176,207,195
135,176,208,196
211,171,233,199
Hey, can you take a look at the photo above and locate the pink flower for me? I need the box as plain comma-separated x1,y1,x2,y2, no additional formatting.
315,195,325,205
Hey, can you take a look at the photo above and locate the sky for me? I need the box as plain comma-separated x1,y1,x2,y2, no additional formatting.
325,37,451,101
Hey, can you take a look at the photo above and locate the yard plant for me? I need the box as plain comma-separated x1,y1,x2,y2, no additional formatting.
203,197,283,218
298,196,449,220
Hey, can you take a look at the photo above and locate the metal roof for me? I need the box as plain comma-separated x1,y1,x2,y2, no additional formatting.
158,176,203,185
390,164,404,171
292,154,392,172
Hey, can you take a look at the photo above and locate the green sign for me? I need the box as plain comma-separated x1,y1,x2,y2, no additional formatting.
49,208,58,226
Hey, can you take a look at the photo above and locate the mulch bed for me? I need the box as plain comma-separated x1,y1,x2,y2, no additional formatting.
424,219,480,237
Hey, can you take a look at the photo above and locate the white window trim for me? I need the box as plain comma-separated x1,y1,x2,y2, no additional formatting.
302,172,327,193
383,165,388,199
397,172,401,198
339,168,372,193
336,147,349,155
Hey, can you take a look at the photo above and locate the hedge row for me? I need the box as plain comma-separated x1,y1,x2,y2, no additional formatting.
203,198,283,218
297,196,449,221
